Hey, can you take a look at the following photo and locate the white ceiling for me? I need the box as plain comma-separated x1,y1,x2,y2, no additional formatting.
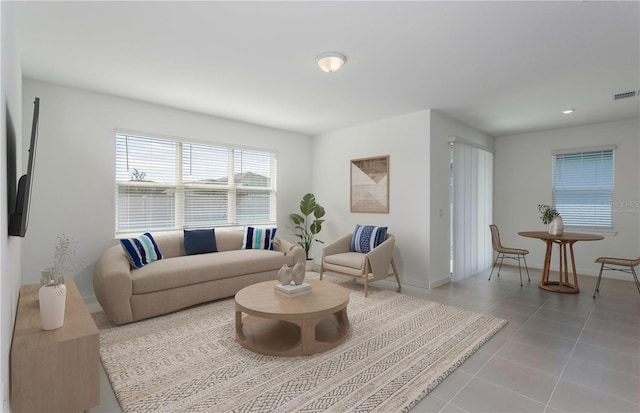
11,1,640,137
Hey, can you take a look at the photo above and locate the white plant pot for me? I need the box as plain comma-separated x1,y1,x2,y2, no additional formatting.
548,216,564,235
305,259,315,272
39,283,66,330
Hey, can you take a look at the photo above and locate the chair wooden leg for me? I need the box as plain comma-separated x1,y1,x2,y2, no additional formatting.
319,263,324,280
391,257,401,289
364,276,369,297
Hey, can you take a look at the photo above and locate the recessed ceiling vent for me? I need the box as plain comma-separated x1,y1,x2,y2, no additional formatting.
611,90,637,101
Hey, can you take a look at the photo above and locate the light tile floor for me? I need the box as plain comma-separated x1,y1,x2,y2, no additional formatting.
93,266,640,413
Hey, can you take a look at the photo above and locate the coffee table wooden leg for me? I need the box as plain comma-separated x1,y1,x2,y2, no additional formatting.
335,308,349,335
235,310,246,342
300,319,316,354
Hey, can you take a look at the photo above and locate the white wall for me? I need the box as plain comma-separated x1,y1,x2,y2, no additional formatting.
1,1,23,409
311,110,430,288
429,111,495,287
21,79,312,302
495,118,640,280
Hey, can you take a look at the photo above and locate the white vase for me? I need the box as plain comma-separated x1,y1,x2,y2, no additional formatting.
292,261,306,285
277,264,293,285
39,282,66,330
305,259,314,272
548,216,564,235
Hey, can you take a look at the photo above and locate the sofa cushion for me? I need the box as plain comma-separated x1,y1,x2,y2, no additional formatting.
120,232,163,269
350,225,387,253
132,249,290,294
184,228,218,255
242,227,277,250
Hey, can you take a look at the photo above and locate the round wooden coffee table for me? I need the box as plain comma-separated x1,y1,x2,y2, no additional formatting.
235,279,350,357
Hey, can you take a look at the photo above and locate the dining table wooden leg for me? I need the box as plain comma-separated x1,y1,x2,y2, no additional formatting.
569,241,579,291
541,240,553,287
558,241,564,291
564,242,570,287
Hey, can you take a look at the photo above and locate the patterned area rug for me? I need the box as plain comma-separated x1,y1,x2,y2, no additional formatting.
94,274,506,412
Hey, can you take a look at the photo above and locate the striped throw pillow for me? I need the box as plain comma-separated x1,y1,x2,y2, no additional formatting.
350,225,388,253
242,227,277,250
120,232,163,269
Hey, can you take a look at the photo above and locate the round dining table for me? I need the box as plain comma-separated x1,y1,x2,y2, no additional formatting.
518,231,604,293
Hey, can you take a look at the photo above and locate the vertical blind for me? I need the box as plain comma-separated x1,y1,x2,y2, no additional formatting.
552,148,614,230
116,133,277,235
451,141,494,281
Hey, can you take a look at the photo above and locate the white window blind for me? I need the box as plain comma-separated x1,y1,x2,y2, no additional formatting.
116,133,276,235
552,148,614,230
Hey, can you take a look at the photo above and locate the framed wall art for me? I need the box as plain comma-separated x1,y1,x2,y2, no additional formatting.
350,155,389,213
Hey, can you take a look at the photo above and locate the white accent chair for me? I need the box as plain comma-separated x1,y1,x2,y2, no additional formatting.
320,233,401,297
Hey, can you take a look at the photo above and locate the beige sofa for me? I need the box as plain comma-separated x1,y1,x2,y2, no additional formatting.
94,230,304,325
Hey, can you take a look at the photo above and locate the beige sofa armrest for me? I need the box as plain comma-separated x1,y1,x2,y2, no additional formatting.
322,233,353,259
273,237,306,265
93,244,134,325
366,234,395,281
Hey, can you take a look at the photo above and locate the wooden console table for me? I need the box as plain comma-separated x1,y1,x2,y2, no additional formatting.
519,231,604,293
10,279,100,412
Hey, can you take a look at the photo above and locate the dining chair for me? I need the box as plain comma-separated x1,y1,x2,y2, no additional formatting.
488,224,530,286
593,255,640,298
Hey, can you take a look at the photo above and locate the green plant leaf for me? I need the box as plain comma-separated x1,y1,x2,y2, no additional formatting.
310,221,322,234
289,192,326,258
299,193,316,216
313,205,325,219
289,214,304,225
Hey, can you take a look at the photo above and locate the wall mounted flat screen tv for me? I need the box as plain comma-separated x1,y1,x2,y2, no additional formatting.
9,97,39,237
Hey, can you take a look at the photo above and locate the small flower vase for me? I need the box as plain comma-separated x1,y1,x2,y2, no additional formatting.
292,261,305,285
39,269,66,330
278,264,293,285
548,216,564,235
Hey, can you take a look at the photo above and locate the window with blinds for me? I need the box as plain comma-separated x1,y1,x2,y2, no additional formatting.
552,147,614,230
116,133,276,235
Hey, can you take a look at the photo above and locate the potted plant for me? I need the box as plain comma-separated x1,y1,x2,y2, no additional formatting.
39,234,82,330
537,204,563,235
289,193,326,270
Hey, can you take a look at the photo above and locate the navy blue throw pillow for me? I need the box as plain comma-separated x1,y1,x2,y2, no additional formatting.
184,228,218,255
350,225,388,253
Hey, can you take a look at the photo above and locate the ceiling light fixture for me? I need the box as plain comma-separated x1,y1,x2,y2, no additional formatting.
315,52,346,73
562,109,575,114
